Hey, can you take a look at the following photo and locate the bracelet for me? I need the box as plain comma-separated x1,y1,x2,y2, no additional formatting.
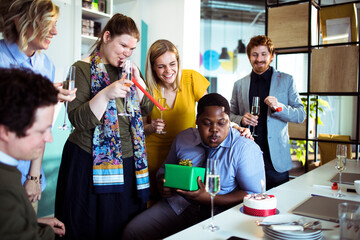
26,174,42,184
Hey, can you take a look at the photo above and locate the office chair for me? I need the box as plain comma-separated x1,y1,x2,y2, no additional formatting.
318,134,352,165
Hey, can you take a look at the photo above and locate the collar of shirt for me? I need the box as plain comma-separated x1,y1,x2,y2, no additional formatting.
251,66,273,82
6,41,36,67
251,67,273,81
0,150,19,166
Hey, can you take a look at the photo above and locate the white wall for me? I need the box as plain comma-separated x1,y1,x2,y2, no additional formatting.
49,0,79,82
114,0,201,70
183,0,201,70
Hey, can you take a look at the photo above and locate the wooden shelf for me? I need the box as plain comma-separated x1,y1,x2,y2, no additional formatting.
288,117,315,139
81,35,98,45
82,8,111,20
268,2,318,48
310,45,359,93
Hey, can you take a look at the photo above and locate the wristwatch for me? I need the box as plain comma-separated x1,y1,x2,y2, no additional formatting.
26,174,42,184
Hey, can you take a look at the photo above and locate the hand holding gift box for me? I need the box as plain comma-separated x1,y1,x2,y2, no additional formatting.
164,159,205,191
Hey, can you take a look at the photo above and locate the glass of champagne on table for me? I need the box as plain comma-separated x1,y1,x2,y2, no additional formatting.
205,158,221,232
335,144,347,197
118,60,132,116
157,87,166,134
58,66,76,130
251,96,260,137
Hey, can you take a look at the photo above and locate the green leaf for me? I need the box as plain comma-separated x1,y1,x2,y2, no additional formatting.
318,99,330,108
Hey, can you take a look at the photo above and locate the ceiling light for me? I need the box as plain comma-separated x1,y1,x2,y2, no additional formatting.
219,47,230,61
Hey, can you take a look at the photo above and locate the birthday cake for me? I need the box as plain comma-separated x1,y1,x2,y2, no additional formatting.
243,194,277,217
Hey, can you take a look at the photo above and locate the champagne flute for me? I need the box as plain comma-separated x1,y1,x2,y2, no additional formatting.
118,60,132,116
205,158,221,232
157,87,166,134
58,66,76,130
251,96,260,137
335,144,347,197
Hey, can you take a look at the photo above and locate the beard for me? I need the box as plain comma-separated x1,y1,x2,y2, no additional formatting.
253,61,270,74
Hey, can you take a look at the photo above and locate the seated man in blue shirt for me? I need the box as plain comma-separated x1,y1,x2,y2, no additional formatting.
123,93,265,240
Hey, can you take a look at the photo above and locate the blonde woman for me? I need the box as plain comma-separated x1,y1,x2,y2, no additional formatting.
0,0,76,208
144,40,252,203
143,40,209,202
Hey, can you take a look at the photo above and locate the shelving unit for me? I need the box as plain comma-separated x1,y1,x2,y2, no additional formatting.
265,0,360,172
80,1,113,57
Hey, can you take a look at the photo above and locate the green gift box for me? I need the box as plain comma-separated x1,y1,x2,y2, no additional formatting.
164,164,205,191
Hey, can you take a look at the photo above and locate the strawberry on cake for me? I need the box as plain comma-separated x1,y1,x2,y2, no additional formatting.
243,194,277,217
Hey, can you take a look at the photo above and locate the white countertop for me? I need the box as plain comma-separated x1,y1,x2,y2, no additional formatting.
166,159,360,240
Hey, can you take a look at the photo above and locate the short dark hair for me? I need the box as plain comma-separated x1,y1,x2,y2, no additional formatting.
0,68,58,137
197,93,230,119
246,35,275,58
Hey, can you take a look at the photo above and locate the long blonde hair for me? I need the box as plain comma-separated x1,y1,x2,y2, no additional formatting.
145,39,182,96
0,0,59,51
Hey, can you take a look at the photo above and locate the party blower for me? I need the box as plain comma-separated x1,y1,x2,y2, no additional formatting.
132,78,167,111
273,106,282,112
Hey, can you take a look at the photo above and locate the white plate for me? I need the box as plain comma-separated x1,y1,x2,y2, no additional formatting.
263,214,302,224
262,214,322,239
263,227,322,240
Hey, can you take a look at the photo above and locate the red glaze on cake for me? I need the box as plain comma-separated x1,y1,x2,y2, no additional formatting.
243,194,277,217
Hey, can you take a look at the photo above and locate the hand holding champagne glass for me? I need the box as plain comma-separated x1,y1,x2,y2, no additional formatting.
157,87,166,134
58,66,76,130
335,144,347,197
205,158,221,232
118,60,132,116
251,96,260,137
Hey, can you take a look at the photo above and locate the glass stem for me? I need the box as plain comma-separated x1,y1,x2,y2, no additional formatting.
210,195,214,226
63,102,68,125
339,172,342,195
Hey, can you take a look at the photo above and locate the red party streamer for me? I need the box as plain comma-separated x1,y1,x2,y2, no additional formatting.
132,78,166,111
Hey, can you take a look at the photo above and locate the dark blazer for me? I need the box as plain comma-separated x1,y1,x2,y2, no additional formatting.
0,162,54,239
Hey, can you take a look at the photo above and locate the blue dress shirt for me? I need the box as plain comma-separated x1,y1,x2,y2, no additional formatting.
0,39,55,81
0,39,56,191
157,127,265,215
